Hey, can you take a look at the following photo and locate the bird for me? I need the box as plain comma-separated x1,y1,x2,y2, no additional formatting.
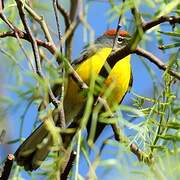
15,29,133,171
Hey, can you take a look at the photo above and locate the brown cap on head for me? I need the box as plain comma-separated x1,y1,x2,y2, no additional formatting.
104,29,129,37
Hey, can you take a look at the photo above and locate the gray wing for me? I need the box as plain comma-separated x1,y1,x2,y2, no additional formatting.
72,35,107,66
72,45,97,67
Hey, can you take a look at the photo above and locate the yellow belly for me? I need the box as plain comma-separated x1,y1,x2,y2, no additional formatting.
64,48,131,123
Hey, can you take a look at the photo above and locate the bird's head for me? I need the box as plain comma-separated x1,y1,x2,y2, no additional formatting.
95,29,131,49
74,29,131,65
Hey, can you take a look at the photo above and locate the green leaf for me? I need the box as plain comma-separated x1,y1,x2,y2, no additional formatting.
158,134,180,141
0,95,14,105
157,0,180,17
158,31,180,37
167,122,180,129
159,43,180,50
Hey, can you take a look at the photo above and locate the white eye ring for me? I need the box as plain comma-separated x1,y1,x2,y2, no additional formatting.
117,36,124,43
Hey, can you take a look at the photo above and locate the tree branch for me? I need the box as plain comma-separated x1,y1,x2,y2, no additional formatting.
53,0,66,129
135,47,180,80
111,123,153,165
0,129,6,144
56,1,71,28
99,15,180,80
1,16,179,82
142,16,180,32
15,0,62,110
60,151,76,180
0,12,36,71
0,0,4,13
96,96,154,165
0,154,14,180
53,0,63,53
15,0,42,76
22,1,54,45
0,31,55,54
65,0,80,61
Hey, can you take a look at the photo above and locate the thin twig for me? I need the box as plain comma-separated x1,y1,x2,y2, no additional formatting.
22,1,54,45
0,130,6,144
111,123,153,165
52,0,66,129
65,0,80,61
96,95,154,165
0,30,88,90
60,151,76,180
0,0,4,12
89,91,153,165
0,31,55,54
15,0,62,110
75,130,81,180
56,1,71,28
2,3,176,176
87,94,154,165
0,13,15,30
16,0,62,110
60,20,79,46
0,48,24,70
69,0,79,22
1,17,179,82
98,14,180,81
53,0,63,53
135,47,180,80
19,100,33,139
15,0,42,76
112,0,125,51
142,16,180,32
130,3,144,51
131,3,145,25
0,13,35,71
57,1,80,61
0,154,14,180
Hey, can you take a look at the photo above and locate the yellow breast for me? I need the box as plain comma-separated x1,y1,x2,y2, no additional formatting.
64,48,131,123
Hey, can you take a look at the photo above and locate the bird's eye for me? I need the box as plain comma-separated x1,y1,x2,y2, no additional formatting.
117,36,124,43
